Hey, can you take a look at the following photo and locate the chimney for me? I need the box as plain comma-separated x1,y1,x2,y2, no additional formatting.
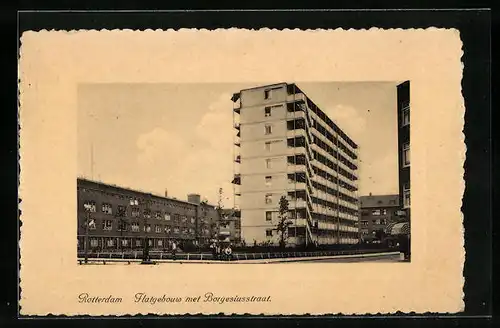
188,194,201,204
164,189,168,197
369,192,372,196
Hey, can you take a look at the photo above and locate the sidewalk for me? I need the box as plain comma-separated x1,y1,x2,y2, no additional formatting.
79,252,402,264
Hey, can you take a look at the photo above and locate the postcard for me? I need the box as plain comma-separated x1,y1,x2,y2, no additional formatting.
18,28,465,315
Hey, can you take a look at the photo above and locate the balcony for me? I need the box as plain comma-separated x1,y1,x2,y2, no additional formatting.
288,180,307,191
231,174,241,185
286,93,306,103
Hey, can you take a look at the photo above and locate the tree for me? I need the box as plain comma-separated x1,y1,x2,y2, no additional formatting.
275,195,293,249
215,188,231,241
115,205,128,251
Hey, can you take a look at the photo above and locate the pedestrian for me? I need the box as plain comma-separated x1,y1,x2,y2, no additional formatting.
224,244,233,261
210,241,217,260
171,240,177,261
215,243,221,261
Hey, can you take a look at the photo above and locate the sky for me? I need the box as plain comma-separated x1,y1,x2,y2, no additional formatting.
77,82,400,207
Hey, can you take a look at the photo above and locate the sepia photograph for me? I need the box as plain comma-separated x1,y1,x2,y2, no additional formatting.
77,81,411,265
19,27,466,315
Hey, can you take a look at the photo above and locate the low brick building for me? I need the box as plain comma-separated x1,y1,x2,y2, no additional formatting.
77,178,220,252
359,194,400,243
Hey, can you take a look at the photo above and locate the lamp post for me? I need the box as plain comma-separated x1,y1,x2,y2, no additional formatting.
82,203,95,264
141,195,154,264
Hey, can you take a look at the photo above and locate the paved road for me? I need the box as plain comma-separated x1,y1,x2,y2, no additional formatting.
272,254,403,263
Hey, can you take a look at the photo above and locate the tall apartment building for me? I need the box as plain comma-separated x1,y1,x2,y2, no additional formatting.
231,83,359,246
396,81,410,220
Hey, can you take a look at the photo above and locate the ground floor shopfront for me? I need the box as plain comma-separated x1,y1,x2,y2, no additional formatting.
77,235,209,252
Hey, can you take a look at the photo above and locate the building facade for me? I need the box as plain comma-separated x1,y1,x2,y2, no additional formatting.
219,208,242,243
231,83,359,246
359,194,400,243
396,81,410,220
76,178,219,252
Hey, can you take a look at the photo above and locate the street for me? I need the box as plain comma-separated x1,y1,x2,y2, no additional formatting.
269,253,403,263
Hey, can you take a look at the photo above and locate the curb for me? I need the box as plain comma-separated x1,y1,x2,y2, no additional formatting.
78,252,402,264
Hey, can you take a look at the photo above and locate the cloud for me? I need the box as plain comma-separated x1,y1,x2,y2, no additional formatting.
325,104,367,141
134,93,236,206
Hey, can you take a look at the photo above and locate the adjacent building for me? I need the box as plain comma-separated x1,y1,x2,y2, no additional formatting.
359,194,400,243
231,83,359,246
397,81,411,220
76,178,220,252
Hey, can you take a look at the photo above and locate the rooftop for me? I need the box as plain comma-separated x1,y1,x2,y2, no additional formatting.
231,82,358,149
77,177,217,208
359,194,400,208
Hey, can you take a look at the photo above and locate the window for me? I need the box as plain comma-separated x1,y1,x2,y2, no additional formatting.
265,176,272,187
361,220,368,226
173,227,180,234
102,220,112,231
402,142,410,167
382,209,388,215
102,203,112,214
266,211,273,221
403,183,411,208
265,194,273,205
265,124,272,135
121,239,129,247
165,226,172,234
401,102,410,127
361,229,369,235
264,89,271,99
265,106,272,117
265,141,271,151
157,240,163,247
155,225,162,233
87,218,96,230
143,224,151,233
266,158,272,169
90,238,99,247
143,209,151,218
380,219,387,225
135,239,142,247
131,222,140,232
117,205,127,217
164,213,171,221
371,209,381,216
83,201,96,212
106,239,114,247
155,211,163,219
131,207,140,217
374,219,381,225
117,221,127,231
266,229,273,237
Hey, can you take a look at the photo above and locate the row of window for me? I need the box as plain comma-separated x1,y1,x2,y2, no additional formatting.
82,238,168,248
361,209,389,216
78,188,197,212
83,219,207,235
82,201,198,223
360,219,387,226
